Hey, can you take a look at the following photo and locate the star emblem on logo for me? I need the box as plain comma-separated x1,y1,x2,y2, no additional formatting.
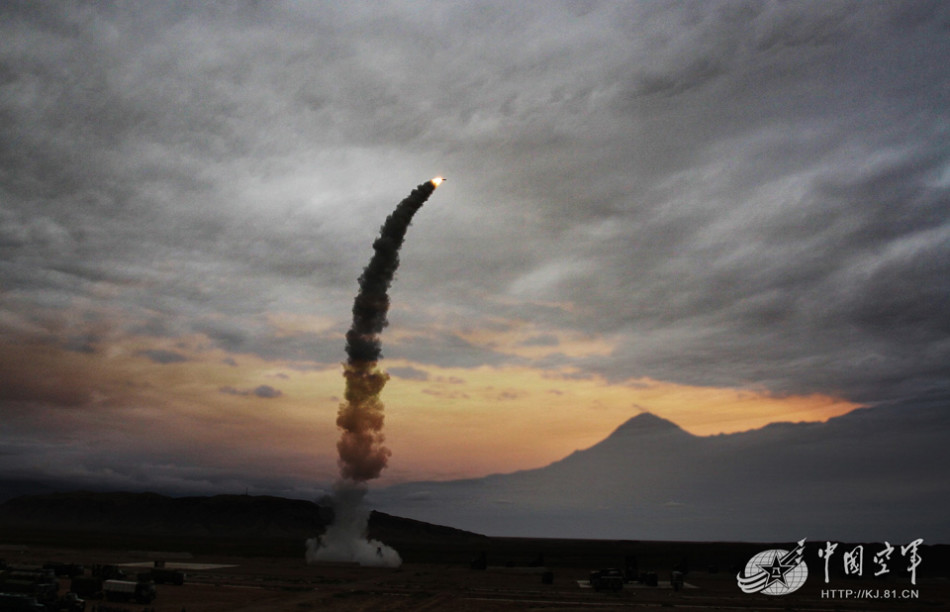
758,553,796,588
737,540,808,596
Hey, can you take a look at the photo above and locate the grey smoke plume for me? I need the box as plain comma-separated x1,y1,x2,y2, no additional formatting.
308,178,442,567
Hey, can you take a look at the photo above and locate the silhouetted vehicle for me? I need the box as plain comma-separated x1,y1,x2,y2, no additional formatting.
0,592,46,610
0,567,58,606
102,580,155,604
671,570,684,591
90,566,125,581
589,568,624,591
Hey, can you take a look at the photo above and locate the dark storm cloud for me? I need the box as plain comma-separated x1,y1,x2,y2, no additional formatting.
138,349,188,365
520,334,560,348
219,385,283,399
450,1,950,410
0,0,947,426
253,384,282,399
562,129,950,403
389,331,517,370
63,334,98,354
387,366,429,382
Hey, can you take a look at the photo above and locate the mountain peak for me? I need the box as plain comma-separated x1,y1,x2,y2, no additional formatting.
610,412,685,436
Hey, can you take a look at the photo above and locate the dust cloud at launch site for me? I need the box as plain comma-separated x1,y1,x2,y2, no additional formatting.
307,178,443,567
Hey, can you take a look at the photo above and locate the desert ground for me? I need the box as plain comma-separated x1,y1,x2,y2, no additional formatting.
3,539,948,612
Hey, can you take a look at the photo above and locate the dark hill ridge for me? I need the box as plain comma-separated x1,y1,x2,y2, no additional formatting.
0,491,326,538
0,490,486,554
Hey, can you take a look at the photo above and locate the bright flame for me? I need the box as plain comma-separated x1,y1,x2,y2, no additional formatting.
431,176,444,187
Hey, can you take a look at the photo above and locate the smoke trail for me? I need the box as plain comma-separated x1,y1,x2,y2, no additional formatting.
308,178,442,568
337,178,438,482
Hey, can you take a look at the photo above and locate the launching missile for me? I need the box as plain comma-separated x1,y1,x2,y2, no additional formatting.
431,176,446,187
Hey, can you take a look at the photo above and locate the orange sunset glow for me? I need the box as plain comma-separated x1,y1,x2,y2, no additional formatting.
0,326,859,485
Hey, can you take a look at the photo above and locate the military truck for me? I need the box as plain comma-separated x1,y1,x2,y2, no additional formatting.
588,568,624,591
102,579,155,604
0,567,58,607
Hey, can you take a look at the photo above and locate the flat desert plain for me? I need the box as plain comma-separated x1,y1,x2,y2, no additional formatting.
3,540,948,611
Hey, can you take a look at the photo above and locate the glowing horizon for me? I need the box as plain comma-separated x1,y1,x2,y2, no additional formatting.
0,329,860,488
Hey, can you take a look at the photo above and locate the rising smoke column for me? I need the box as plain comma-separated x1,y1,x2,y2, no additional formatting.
337,177,440,482
308,177,443,567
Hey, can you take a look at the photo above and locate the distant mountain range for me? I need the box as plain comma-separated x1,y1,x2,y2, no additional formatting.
1,404,946,545
370,404,949,543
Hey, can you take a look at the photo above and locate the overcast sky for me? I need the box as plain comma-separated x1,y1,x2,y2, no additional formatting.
1,1,948,496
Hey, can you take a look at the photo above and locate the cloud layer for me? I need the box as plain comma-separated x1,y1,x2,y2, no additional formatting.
1,1,948,497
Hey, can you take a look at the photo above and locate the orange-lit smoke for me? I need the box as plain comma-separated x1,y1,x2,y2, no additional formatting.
336,363,389,481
